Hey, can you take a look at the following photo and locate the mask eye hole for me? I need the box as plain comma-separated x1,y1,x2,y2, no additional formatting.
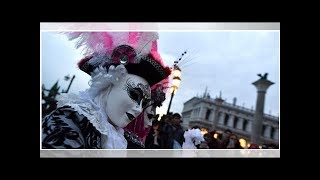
128,88,142,104
147,114,154,120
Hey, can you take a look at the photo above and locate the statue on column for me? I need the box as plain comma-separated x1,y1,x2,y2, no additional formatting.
257,73,268,80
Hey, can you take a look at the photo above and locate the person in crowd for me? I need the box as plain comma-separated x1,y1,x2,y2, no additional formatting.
227,134,243,149
145,120,162,149
171,113,185,149
204,131,219,149
221,129,232,148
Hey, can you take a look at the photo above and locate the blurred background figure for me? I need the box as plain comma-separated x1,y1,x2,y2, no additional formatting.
248,143,260,149
204,132,219,149
145,120,162,149
227,134,243,149
158,113,185,149
159,114,173,148
221,129,232,148
171,113,185,149
199,141,209,149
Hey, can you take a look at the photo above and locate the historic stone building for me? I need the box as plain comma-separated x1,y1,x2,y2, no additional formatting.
181,90,279,147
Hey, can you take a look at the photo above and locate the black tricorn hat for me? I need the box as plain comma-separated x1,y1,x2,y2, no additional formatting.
78,45,171,87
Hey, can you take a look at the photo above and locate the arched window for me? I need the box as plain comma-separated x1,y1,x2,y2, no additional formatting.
224,114,229,125
243,119,248,131
205,109,211,121
270,127,275,139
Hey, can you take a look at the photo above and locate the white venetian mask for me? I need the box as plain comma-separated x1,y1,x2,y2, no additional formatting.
143,102,156,128
105,74,151,128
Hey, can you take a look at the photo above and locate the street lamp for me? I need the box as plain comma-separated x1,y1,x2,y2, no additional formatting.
167,65,182,114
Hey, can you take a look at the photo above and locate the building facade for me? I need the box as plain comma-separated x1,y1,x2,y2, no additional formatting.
181,92,279,147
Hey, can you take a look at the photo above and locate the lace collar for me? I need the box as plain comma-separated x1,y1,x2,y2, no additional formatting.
56,91,127,149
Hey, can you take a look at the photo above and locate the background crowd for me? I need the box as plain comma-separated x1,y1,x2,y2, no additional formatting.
141,113,278,149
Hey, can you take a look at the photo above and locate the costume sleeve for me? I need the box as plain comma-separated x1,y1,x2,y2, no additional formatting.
42,107,85,149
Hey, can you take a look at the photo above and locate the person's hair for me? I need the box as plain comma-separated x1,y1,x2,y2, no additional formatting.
162,114,172,121
192,126,200,129
152,120,160,126
209,130,216,137
172,113,181,119
204,133,213,139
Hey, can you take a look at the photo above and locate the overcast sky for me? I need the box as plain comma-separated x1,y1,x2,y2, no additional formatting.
41,31,279,118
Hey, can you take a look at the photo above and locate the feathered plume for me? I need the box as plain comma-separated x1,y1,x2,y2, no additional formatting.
65,32,159,58
66,31,171,91
182,128,204,149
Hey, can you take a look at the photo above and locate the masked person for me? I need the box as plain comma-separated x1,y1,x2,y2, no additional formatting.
124,84,167,148
42,32,171,149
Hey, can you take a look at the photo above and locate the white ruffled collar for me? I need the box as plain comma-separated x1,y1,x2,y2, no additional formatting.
56,91,127,149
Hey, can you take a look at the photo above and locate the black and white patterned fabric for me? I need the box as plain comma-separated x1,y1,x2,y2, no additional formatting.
42,106,102,149
124,130,145,149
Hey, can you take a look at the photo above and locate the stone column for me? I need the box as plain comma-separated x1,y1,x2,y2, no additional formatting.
213,98,224,129
218,113,225,125
227,115,234,128
237,118,244,130
199,104,205,120
251,75,274,144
